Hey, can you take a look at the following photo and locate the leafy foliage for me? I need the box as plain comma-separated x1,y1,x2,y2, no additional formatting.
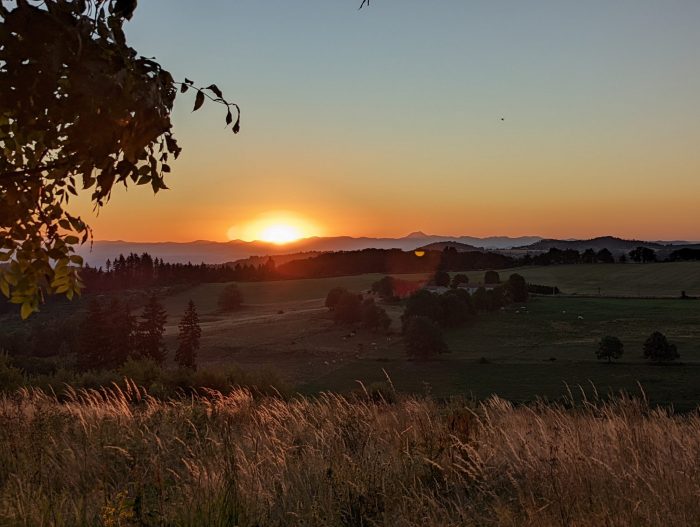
0,1,239,317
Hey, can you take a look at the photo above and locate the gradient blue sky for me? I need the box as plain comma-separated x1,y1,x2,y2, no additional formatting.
74,0,700,241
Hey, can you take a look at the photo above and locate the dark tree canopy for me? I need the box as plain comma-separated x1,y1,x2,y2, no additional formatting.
596,336,624,363
643,331,679,362
484,270,500,284
506,273,529,303
0,0,238,317
136,294,168,365
404,316,449,360
333,290,363,325
218,284,244,312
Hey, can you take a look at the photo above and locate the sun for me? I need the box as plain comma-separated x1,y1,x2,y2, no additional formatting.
259,224,302,244
227,211,320,244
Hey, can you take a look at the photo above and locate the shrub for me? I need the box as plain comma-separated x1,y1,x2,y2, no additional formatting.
643,331,679,362
404,316,449,359
0,354,23,392
119,357,164,387
596,336,624,363
218,284,243,311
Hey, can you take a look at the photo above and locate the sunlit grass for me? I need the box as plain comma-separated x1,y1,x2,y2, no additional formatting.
1,383,699,526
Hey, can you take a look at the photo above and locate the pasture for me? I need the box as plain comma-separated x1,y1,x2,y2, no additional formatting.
310,296,700,408
460,261,700,297
4,263,700,407
154,264,700,408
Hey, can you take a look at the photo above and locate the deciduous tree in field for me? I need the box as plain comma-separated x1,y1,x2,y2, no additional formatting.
325,287,348,311
404,316,449,359
333,291,363,325
218,284,243,312
401,289,443,331
506,273,529,303
450,273,469,289
643,331,679,362
136,295,168,365
371,276,396,300
176,300,201,371
596,336,624,363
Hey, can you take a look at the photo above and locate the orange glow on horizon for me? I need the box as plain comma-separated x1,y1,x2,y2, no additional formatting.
227,212,321,244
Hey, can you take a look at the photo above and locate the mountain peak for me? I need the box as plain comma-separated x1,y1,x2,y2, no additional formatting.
404,231,430,239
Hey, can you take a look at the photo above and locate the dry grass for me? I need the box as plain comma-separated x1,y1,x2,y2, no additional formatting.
1,383,699,526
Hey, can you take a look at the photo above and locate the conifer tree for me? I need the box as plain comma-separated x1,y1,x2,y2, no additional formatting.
106,298,136,368
77,298,110,371
175,300,201,370
136,295,168,365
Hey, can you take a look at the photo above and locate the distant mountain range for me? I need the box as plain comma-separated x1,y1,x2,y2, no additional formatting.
76,234,700,267
76,233,543,266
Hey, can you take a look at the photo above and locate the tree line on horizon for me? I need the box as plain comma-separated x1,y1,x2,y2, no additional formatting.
72,245,700,295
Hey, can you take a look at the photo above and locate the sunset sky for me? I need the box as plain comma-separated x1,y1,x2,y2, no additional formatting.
73,0,700,242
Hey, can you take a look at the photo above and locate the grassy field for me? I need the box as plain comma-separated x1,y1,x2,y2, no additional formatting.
160,273,428,316
5,264,700,407
4,387,700,526
460,262,700,297
305,296,700,408
151,265,700,407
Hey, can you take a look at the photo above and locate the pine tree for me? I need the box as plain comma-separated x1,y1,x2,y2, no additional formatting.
136,295,168,365
78,298,110,371
175,300,201,370
106,297,136,368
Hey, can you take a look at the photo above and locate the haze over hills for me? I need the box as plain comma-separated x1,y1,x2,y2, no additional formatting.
518,236,700,254
76,234,700,267
76,234,543,266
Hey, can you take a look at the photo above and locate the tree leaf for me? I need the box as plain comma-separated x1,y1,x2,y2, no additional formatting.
207,84,223,98
226,109,232,126
193,91,205,112
20,302,33,320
